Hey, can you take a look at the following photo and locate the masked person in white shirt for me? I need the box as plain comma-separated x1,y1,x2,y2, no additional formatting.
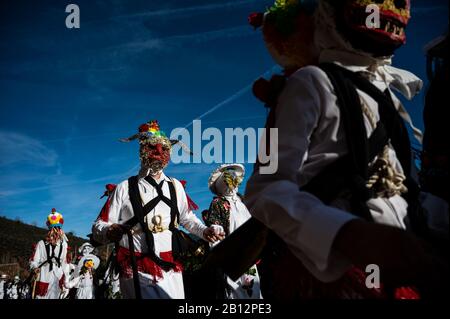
0,274,8,299
67,254,100,299
6,276,20,299
92,120,223,299
62,243,100,299
243,0,447,299
203,164,262,299
29,209,70,299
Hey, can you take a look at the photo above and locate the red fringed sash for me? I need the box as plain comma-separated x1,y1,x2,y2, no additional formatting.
116,246,183,282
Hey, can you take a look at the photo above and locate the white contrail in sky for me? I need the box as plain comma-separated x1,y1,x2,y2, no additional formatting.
182,84,253,129
179,65,278,131
119,25,254,52
1,65,278,197
129,65,278,175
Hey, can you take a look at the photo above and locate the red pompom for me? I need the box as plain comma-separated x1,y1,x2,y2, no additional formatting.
252,75,287,108
106,184,117,192
51,208,56,212
179,180,198,210
248,12,264,29
139,124,150,132
252,78,271,104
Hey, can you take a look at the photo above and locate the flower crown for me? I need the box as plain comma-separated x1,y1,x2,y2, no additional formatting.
119,119,193,154
138,120,167,138
120,119,168,144
248,0,316,35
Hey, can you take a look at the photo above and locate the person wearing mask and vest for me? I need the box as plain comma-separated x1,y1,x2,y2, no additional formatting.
29,208,70,299
239,0,448,299
92,119,224,299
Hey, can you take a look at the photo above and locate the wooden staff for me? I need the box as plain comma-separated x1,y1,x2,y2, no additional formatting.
31,269,40,299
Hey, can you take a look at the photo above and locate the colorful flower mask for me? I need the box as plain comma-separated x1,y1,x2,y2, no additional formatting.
332,0,411,56
222,169,244,190
46,208,64,228
248,0,317,71
208,164,245,195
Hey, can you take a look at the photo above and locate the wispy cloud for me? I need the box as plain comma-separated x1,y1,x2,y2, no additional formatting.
0,131,58,167
112,0,262,21
0,171,130,197
110,25,255,54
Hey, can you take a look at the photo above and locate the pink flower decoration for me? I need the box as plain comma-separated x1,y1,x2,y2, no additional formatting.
51,215,57,220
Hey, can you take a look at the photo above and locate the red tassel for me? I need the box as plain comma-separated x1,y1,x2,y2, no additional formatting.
59,274,65,289
186,195,199,211
116,247,183,282
35,281,49,297
101,183,117,199
180,180,199,211
66,246,72,263
97,197,112,222
394,287,420,299
29,243,37,261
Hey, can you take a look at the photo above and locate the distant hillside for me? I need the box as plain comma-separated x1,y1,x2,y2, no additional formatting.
0,216,89,278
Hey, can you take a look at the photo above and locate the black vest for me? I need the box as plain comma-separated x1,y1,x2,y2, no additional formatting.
41,242,64,271
299,63,427,235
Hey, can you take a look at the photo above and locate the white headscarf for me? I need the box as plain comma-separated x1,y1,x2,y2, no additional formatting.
313,0,423,143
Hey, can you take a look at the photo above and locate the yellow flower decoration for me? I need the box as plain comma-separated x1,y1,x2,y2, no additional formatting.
84,260,94,269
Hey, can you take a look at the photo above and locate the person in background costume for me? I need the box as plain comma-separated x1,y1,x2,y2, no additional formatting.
67,253,100,299
0,274,8,299
78,242,95,258
6,276,20,299
102,256,121,299
243,0,448,299
92,120,223,299
203,164,261,299
97,184,122,299
62,242,100,299
29,208,70,299
19,280,31,299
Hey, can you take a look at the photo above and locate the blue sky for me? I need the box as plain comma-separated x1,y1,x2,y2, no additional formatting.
0,0,448,237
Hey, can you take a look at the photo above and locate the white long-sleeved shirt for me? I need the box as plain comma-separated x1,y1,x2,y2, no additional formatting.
29,239,68,282
244,52,422,282
92,172,207,254
222,193,262,299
